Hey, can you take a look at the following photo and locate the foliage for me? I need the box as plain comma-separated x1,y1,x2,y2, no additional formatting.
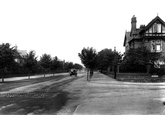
63,62,74,72
0,43,18,70
23,51,38,77
112,51,123,65
39,54,52,76
50,56,60,74
73,63,83,70
78,47,97,81
0,42,84,80
97,49,113,71
97,48,122,72
78,47,97,70
120,47,160,73
0,43,18,82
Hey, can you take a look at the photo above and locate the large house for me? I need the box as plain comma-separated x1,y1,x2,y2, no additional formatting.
15,45,27,64
124,15,165,57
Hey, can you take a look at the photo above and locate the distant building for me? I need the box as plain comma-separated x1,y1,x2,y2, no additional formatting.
124,15,165,56
18,50,27,56
15,46,27,63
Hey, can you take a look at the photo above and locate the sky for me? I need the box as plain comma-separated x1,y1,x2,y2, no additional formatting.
1,0,165,65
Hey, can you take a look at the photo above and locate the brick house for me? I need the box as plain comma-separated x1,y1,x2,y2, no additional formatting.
124,15,165,54
124,15,165,65
14,45,27,64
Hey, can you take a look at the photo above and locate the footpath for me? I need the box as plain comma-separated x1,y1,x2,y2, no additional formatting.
65,72,165,115
3,73,68,82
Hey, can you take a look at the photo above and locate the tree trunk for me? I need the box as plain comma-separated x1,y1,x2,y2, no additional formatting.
87,69,89,81
53,71,55,77
2,69,4,83
44,70,45,77
28,72,30,79
114,65,117,79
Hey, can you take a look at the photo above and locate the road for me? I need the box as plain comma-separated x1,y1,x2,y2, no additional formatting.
1,72,165,115
0,72,84,115
58,72,165,115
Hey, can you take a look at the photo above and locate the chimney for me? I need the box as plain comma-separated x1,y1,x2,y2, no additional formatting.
131,15,137,32
114,47,116,52
140,25,145,29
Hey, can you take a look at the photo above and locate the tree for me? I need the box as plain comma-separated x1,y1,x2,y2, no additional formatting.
73,63,83,70
121,47,160,73
97,49,122,72
78,47,97,81
40,54,52,77
23,51,38,79
50,56,60,76
63,62,74,72
97,49,114,72
0,43,18,82
112,51,122,79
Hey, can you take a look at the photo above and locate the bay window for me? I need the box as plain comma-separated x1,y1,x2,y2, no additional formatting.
151,40,162,52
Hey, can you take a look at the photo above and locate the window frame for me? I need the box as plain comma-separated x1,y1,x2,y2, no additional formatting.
151,40,162,52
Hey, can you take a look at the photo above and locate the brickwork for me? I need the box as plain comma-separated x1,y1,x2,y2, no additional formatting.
124,16,165,55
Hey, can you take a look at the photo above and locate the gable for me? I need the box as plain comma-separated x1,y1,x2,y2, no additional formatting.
144,16,165,35
123,32,132,46
145,22,165,34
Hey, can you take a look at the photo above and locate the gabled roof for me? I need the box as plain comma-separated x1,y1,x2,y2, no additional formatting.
145,16,165,30
124,16,165,47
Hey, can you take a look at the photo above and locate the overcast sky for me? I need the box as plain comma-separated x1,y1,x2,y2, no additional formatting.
1,0,165,65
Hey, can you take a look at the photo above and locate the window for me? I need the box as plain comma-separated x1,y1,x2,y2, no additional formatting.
162,26,165,33
153,23,157,33
151,41,156,52
153,23,161,33
149,27,152,33
157,24,161,33
151,40,162,52
156,44,161,51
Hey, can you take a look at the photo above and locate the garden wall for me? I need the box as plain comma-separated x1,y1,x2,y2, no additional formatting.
105,72,165,83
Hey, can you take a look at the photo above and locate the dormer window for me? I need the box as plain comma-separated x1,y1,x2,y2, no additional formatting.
157,24,161,33
149,27,152,33
162,26,165,33
153,23,161,33
145,23,165,36
153,23,157,33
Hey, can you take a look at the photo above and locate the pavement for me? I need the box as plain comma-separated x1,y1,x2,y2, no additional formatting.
0,73,85,94
69,72,165,115
3,73,69,82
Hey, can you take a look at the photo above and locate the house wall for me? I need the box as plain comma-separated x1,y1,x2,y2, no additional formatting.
161,40,165,56
125,43,129,53
129,40,142,49
143,39,151,51
143,38,165,56
134,41,142,48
